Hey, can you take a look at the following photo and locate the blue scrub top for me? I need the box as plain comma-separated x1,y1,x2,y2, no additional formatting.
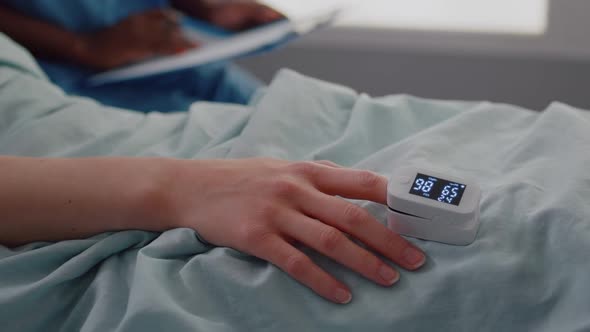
0,0,262,111
0,0,168,32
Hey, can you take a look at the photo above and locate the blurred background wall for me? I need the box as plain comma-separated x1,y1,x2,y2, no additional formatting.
240,0,590,110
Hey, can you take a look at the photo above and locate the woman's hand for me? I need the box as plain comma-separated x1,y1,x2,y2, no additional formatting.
77,9,198,70
158,158,427,304
0,157,426,304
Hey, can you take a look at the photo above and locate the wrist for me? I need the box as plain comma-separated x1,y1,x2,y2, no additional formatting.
131,158,183,232
137,158,225,233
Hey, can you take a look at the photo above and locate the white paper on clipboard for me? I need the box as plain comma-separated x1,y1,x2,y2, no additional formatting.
87,8,341,86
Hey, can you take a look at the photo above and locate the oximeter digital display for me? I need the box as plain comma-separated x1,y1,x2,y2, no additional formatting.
408,173,466,206
387,167,481,246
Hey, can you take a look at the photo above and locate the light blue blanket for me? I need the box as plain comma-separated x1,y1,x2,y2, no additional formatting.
1,33,590,331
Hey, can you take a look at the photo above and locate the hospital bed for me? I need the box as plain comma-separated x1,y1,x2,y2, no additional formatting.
1,33,589,332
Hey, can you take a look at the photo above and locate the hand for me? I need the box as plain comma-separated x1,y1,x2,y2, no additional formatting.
77,9,198,70
199,1,285,31
159,158,427,304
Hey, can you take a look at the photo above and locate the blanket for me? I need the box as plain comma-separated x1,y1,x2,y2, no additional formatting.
1,33,590,331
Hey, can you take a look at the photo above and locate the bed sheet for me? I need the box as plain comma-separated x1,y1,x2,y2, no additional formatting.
1,33,590,331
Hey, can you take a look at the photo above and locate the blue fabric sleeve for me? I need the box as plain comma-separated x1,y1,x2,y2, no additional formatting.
0,0,167,32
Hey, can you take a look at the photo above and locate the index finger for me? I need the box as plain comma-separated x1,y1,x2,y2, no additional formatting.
288,162,388,204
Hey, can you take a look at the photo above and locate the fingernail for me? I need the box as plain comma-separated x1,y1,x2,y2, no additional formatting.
378,265,400,285
334,288,352,304
403,247,426,268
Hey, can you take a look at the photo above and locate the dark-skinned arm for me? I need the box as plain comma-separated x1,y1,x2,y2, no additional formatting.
0,4,88,64
0,5,196,69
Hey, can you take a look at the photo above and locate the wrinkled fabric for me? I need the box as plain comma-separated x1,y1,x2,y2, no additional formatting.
1,34,590,332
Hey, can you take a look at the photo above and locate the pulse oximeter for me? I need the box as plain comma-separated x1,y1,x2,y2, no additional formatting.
386,167,481,245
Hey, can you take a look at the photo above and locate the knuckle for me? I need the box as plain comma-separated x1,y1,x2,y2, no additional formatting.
239,224,274,248
357,170,381,188
257,201,279,219
342,203,365,222
343,206,368,231
284,253,311,278
319,227,344,252
270,177,301,198
288,161,320,178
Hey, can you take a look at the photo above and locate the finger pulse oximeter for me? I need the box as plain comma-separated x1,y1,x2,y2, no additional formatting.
386,167,481,245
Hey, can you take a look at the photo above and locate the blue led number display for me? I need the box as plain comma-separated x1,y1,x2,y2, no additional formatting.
409,173,466,206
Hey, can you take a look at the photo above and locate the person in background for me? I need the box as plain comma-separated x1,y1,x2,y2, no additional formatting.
0,0,284,112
